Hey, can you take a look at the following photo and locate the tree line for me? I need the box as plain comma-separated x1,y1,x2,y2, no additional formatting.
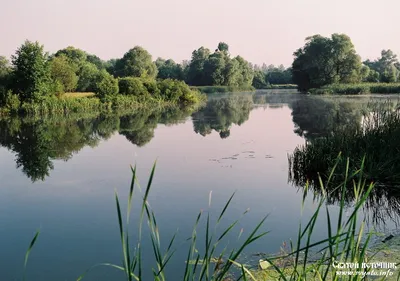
292,34,400,91
1,36,397,102
0,41,296,109
0,41,202,110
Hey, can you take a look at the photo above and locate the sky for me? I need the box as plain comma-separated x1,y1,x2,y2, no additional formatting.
1,0,399,67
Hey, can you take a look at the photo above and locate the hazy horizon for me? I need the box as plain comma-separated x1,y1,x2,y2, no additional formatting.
1,0,399,67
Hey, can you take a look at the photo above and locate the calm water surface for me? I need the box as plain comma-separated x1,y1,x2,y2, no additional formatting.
0,91,398,280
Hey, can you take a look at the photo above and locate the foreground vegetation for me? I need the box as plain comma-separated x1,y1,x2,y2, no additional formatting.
21,162,399,281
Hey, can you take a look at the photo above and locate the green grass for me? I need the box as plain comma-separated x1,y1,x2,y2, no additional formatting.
311,83,400,95
6,93,205,116
62,92,96,98
22,160,400,281
192,85,255,94
0,85,206,116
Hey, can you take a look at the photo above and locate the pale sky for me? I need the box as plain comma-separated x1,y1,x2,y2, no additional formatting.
1,0,399,67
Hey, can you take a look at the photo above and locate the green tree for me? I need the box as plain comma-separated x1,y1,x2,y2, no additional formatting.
364,50,399,82
77,62,100,92
292,34,362,91
115,46,157,78
381,65,398,83
0,56,12,94
218,42,229,52
94,70,119,101
0,56,11,81
223,58,241,87
49,54,78,92
155,58,184,80
11,40,52,101
105,59,118,75
235,56,254,87
86,53,105,69
54,46,87,71
186,47,211,85
204,52,227,85
252,70,269,89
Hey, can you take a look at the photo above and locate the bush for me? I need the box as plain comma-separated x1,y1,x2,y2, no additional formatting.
158,79,205,104
2,90,21,113
141,78,160,96
94,70,119,101
51,80,65,97
118,77,149,97
77,62,100,92
156,79,187,102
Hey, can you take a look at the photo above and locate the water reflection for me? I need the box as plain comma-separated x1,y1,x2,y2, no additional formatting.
0,106,197,182
288,95,400,225
192,95,253,139
3,92,400,226
0,93,296,182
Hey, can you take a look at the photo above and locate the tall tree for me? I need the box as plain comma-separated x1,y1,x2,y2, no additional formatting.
115,46,157,78
186,47,211,86
364,49,399,82
235,56,254,87
12,40,52,101
54,46,87,71
203,52,227,85
155,58,184,80
292,34,362,91
0,56,12,91
77,62,100,92
217,42,229,52
49,54,78,92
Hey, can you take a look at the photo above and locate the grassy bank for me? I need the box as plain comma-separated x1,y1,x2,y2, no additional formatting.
192,85,255,94
0,89,206,116
0,77,207,116
311,83,400,95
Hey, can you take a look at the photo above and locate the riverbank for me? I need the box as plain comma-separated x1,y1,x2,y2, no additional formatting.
192,85,255,94
310,83,400,95
258,84,298,90
0,85,206,116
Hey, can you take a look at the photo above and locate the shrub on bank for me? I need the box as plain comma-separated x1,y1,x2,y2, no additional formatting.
0,90,21,114
94,70,119,101
118,77,149,97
